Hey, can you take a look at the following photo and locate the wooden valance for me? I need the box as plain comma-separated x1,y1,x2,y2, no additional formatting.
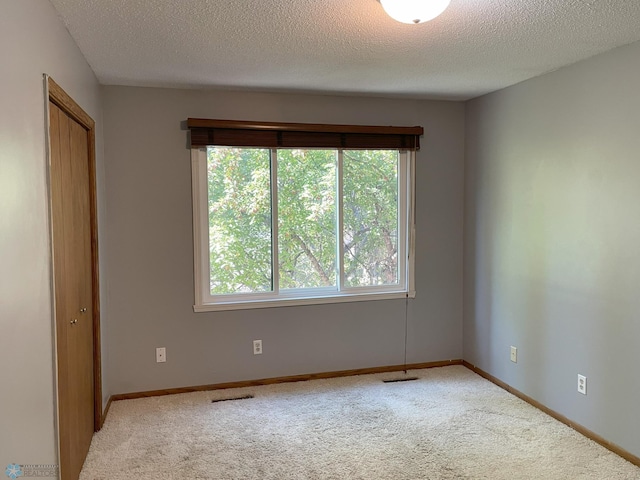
187,118,423,151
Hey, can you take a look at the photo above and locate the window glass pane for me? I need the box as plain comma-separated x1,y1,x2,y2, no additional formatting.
343,150,399,287
278,149,337,289
207,147,272,294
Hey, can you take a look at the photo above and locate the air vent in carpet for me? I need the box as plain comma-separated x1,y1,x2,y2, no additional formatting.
211,394,254,403
383,377,418,383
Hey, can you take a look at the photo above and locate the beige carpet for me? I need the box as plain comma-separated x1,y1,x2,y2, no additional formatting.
80,366,640,479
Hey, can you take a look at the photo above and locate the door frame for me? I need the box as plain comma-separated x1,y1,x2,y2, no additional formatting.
45,75,103,433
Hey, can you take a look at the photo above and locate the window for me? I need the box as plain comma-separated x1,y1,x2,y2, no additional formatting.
188,119,421,311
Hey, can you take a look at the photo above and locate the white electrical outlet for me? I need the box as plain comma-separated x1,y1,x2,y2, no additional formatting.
253,340,263,355
578,374,587,395
510,346,517,363
156,347,166,363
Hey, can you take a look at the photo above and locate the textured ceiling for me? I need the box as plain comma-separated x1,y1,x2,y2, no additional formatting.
50,0,640,100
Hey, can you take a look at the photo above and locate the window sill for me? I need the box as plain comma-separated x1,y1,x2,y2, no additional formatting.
193,290,416,312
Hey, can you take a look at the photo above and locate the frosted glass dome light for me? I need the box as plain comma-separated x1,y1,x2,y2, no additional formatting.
379,0,451,24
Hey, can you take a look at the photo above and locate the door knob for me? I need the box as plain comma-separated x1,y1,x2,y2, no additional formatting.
80,307,87,313
70,319,78,325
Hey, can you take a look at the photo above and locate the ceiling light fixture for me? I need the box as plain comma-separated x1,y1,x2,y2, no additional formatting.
379,0,451,24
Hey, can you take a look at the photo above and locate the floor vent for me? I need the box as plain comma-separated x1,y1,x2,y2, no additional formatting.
211,394,254,404
383,377,419,383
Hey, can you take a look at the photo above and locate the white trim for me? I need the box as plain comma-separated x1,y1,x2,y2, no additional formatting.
408,151,416,293
191,148,209,306
194,290,416,312
337,150,345,291
271,148,279,293
398,151,408,289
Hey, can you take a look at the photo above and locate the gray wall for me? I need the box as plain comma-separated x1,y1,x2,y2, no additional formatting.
102,86,465,394
0,0,107,470
465,40,640,457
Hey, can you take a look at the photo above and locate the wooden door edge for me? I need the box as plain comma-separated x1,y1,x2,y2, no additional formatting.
46,75,103,433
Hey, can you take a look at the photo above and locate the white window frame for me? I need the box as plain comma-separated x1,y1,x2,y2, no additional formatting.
191,147,416,312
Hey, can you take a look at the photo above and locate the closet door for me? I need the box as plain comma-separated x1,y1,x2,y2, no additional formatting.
50,100,95,480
